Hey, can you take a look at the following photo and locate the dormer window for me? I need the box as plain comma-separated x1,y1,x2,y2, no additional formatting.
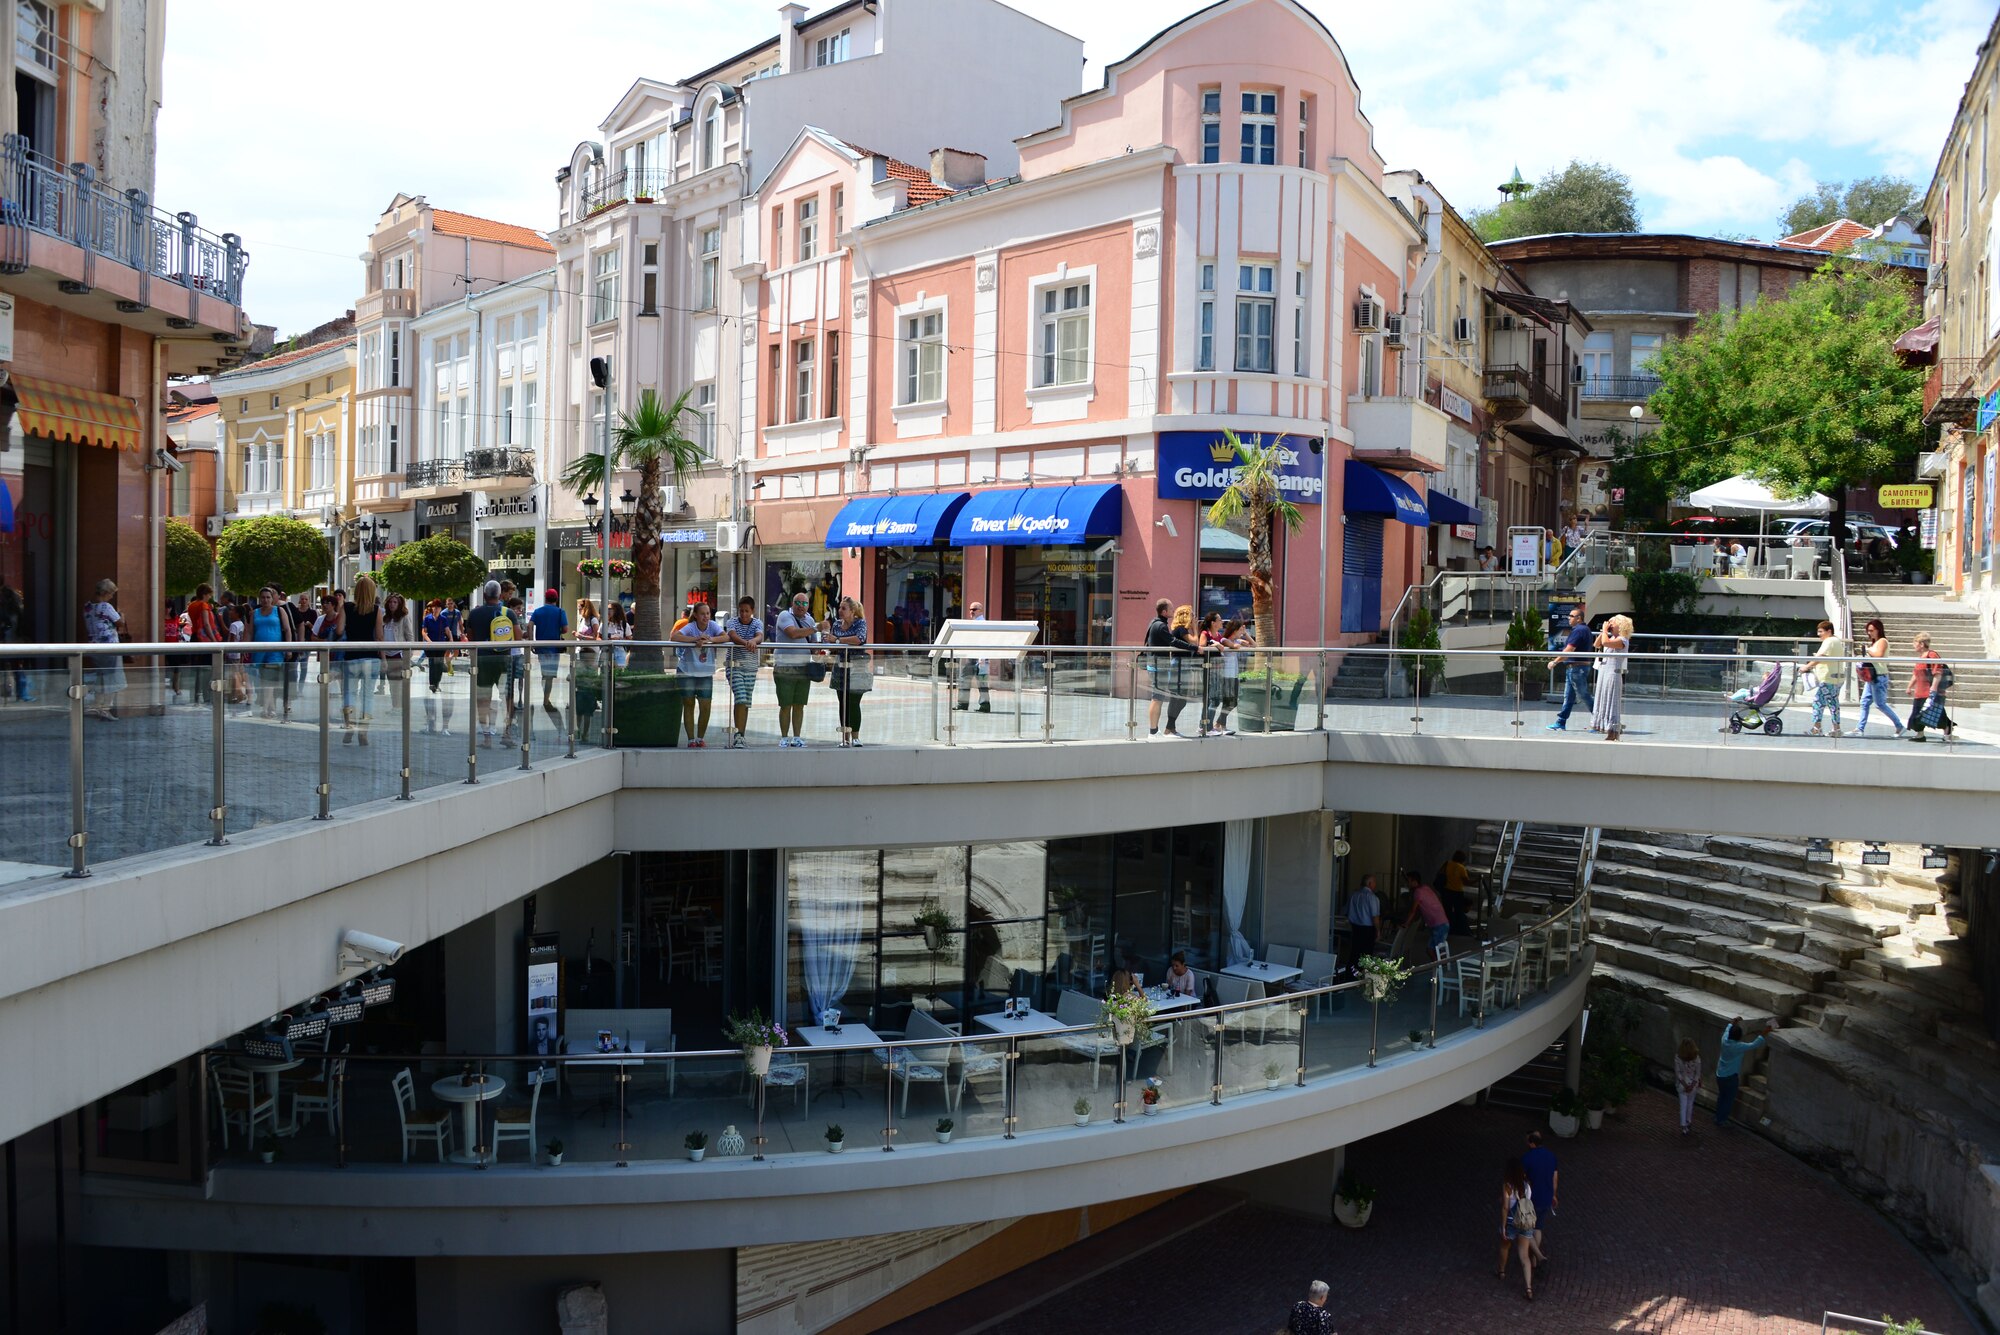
701,102,721,171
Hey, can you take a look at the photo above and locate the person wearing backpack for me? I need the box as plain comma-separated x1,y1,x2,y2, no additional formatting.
1498,1156,1544,1300
466,580,511,748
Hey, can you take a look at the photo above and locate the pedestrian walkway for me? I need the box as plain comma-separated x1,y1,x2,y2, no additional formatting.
889,1093,1963,1334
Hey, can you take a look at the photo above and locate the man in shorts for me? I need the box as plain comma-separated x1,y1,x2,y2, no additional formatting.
502,595,529,745
773,591,818,748
722,594,765,747
673,599,725,747
529,588,569,714
953,600,993,712
465,581,509,748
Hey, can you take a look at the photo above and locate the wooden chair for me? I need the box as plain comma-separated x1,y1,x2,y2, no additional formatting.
392,1068,452,1163
491,1073,544,1161
211,1064,277,1150
290,1049,346,1136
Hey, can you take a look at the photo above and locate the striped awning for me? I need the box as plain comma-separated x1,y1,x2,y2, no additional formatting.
11,374,143,451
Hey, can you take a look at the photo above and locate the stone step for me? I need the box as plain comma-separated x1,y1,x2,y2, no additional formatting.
1588,907,1665,947
1593,939,1802,1016
1797,902,1905,944
1597,840,1830,900
1822,879,1938,919
1603,828,1708,853
1820,974,1942,1032
1589,884,1802,949
1592,962,1778,1030
1795,929,1871,969
1862,947,1985,1012
1705,834,1825,875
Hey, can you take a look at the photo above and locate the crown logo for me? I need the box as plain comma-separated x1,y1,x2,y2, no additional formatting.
1207,440,1238,463
1006,512,1026,531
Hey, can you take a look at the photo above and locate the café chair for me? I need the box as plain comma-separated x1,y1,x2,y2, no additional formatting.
392,1068,453,1163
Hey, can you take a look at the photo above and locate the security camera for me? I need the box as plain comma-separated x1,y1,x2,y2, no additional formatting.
154,448,184,474
338,929,406,970
1155,514,1178,540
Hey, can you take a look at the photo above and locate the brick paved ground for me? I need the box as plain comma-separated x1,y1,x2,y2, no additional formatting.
895,1090,1965,1335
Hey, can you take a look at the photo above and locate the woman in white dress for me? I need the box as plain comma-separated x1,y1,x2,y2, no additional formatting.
1590,613,1632,740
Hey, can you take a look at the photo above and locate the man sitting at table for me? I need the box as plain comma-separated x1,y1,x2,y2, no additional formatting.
1404,871,1451,954
1165,951,1198,997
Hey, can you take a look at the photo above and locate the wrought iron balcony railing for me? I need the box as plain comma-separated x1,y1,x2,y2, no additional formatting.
404,459,466,489
0,135,247,307
581,169,673,214
463,446,536,481
1580,373,1661,402
1482,363,1569,423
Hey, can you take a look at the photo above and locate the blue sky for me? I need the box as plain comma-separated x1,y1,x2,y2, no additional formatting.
156,0,1991,338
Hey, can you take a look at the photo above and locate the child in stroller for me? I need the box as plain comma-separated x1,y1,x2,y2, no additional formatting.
1724,660,1797,735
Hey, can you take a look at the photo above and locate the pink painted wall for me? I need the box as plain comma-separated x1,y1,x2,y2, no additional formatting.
758,144,855,454
995,223,1134,432
869,257,978,442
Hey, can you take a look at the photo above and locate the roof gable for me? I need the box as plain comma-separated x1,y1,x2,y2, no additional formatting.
430,210,554,252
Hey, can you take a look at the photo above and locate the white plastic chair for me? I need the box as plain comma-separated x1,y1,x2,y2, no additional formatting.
392,1067,452,1163
212,1064,277,1149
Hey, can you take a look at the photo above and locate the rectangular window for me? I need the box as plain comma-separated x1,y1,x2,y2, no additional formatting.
519,383,537,447
824,331,842,419
1240,90,1276,165
698,227,720,309
772,207,785,269
500,385,515,445
590,248,620,324
388,330,402,386
239,399,247,413
270,394,279,410
1581,331,1613,393
1629,332,1663,375
1197,260,1216,371
833,187,845,239
387,420,400,472
693,382,715,455
815,27,850,66
640,242,659,314
767,344,782,425
1293,268,1309,376
1235,264,1275,372
792,338,816,422
902,310,944,404
1199,86,1221,164
1036,281,1092,386
797,197,818,262
1297,96,1309,168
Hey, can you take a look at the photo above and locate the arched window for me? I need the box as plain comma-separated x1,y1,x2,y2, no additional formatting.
702,102,722,170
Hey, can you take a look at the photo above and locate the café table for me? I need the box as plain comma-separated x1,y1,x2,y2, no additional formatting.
1221,961,1303,987
431,1073,506,1165
797,1023,883,1107
570,1040,649,1124
232,1053,305,1136
971,1007,1067,1037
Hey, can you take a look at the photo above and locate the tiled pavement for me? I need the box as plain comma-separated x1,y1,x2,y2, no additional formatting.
891,1091,1965,1335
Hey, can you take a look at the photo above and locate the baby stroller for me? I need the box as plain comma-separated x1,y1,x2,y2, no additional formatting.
1723,660,1797,735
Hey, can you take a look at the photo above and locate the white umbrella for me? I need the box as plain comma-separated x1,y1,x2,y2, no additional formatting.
1685,475,1833,547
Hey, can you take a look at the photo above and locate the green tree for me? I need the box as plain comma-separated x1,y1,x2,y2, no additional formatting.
1780,175,1918,235
1471,160,1641,242
1642,261,1925,545
559,387,705,655
162,517,214,597
1203,430,1305,637
377,534,488,604
215,514,330,596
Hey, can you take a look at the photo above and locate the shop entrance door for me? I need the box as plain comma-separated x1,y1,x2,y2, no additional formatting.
1340,514,1384,635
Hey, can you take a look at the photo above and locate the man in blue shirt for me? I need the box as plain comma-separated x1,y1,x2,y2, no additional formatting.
1715,1016,1775,1126
1521,1130,1559,1258
528,588,569,713
1546,605,1595,731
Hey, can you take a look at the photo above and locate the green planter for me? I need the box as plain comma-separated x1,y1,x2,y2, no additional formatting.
609,672,685,747
1237,675,1306,732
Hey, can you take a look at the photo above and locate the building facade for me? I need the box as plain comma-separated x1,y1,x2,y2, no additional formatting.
214,337,358,586
0,0,248,644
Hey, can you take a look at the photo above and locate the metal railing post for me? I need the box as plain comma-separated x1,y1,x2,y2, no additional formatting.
1211,1015,1224,1105
475,1059,492,1169
397,666,413,801
1315,650,1326,731
1411,658,1423,733
1429,963,1440,1047
1114,1042,1128,1123
1476,940,1488,1028
465,651,479,783
1043,645,1054,744
1512,657,1524,738
1002,1038,1018,1140
602,642,617,748
944,651,956,747
208,648,228,845
1126,658,1138,740
1294,1000,1308,1087
1262,657,1273,735
883,1057,897,1151
613,1063,630,1168
753,1073,767,1160
334,1055,348,1169
518,665,532,771
565,651,577,758
1367,993,1379,1068
314,655,332,820
65,655,88,878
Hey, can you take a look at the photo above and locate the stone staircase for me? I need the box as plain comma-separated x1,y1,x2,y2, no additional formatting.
1327,643,1391,699
1850,591,2000,716
1584,829,2000,1314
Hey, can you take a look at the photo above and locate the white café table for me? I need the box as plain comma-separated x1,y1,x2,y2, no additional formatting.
972,1007,1067,1037
570,1041,649,1122
431,1074,505,1165
1221,961,1303,987
231,1053,305,1136
796,1024,882,1106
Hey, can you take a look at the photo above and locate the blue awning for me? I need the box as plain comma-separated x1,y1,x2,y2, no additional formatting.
1342,460,1428,527
1426,490,1482,528
824,492,970,548
0,477,12,535
949,483,1124,546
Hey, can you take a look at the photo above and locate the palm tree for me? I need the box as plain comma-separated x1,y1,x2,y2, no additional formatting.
560,387,705,661
1204,430,1305,638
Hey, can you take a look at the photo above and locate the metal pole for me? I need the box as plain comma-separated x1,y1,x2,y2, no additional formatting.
1114,1039,1128,1123
944,651,956,747
334,1056,348,1169
465,647,479,783
1125,657,1138,740
613,1065,629,1168
518,662,532,771
1294,1000,1308,1086
1002,1038,1018,1140
66,655,88,878
1512,655,1523,737
208,648,228,845
1315,649,1326,732
1043,645,1053,744
314,654,331,820
1211,1014,1224,1105
565,649,577,759
1428,962,1440,1047
882,1056,897,1152
1476,940,1487,1029
397,665,413,801
1411,658,1423,733
1367,993,1379,1068
753,1073,767,1160
1262,656,1273,735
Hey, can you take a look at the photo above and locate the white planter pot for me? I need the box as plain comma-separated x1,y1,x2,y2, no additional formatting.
258,1151,275,1164
1112,1019,1135,1046
1333,1197,1373,1229
745,1045,772,1078
827,1140,845,1154
547,1152,564,1167
1265,1078,1283,1091
1585,1108,1605,1131
1549,1111,1580,1139
936,1132,953,1144
923,925,944,952
1361,977,1390,1003
1142,1103,1158,1116
1074,1115,1090,1127
687,1147,705,1162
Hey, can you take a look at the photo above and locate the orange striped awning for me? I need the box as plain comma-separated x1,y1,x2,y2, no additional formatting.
11,374,143,451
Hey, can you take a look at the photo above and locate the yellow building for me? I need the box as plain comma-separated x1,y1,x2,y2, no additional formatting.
215,336,360,591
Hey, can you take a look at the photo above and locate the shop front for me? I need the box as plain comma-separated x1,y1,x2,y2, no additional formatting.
823,492,972,646
414,494,470,544
949,483,1123,647
1157,431,1324,641
661,526,720,617
1339,458,1428,636
474,490,544,588
554,513,631,619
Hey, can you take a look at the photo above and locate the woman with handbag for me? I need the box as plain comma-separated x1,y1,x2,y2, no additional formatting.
1905,630,1954,742
827,596,872,747
1855,618,1904,736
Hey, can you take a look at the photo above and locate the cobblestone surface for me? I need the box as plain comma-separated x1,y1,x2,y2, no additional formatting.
902,1092,1963,1335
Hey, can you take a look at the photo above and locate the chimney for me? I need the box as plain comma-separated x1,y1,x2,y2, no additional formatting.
777,4,807,73
929,148,987,191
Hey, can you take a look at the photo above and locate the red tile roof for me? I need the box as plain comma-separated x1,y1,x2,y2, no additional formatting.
430,209,554,252
168,402,218,423
215,335,356,381
1778,219,1873,253
838,141,955,207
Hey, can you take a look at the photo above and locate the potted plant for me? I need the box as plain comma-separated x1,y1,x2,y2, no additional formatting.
1140,1077,1163,1115
1504,609,1547,701
1896,540,1934,586
824,1123,845,1154
684,1130,708,1162
1398,605,1448,696
1356,954,1413,1004
1263,1060,1284,1091
1408,1027,1428,1048
544,1138,565,1166
1100,987,1156,1047
1333,1172,1376,1229
724,1009,788,1078
935,1117,954,1145
255,1133,279,1165
1548,1086,1583,1139
913,897,955,953
1073,1097,1092,1127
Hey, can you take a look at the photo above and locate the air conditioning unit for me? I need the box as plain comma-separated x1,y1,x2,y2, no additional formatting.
1452,316,1473,343
1352,297,1381,331
205,515,225,538
1497,314,1517,332
1382,313,1406,347
660,485,691,516
714,521,747,552
1917,451,1947,479
1569,364,1587,386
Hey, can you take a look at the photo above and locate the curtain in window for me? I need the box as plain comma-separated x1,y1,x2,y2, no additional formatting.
796,852,870,1019
1222,818,1254,965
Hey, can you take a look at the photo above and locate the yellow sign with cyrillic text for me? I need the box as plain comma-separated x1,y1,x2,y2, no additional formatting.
1877,484,1934,510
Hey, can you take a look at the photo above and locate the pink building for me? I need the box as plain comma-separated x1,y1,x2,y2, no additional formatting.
750,0,1442,647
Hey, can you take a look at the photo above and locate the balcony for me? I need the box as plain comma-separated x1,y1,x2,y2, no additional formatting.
1482,364,1568,424
1580,373,1660,402
1923,357,1981,427
464,445,537,495
1346,395,1448,471
355,286,415,324
403,458,466,496
0,135,246,312
581,169,673,217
